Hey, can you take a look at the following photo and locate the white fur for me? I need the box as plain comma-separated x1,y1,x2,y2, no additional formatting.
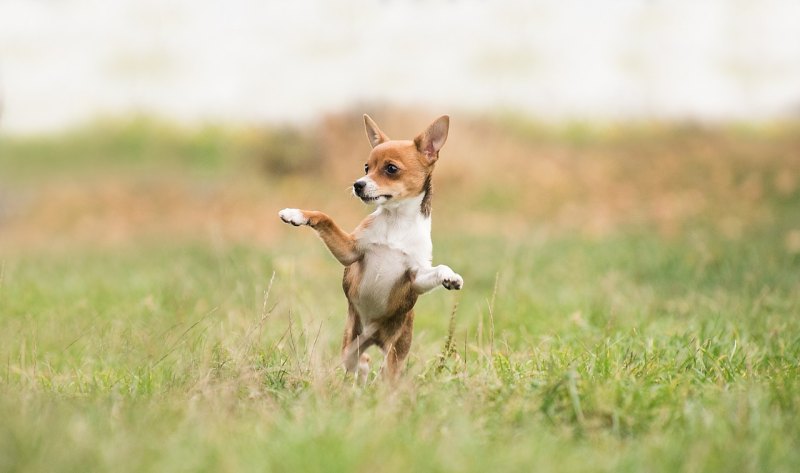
353,177,391,205
351,194,461,322
279,208,308,226
354,176,379,196
414,264,463,292
278,189,463,324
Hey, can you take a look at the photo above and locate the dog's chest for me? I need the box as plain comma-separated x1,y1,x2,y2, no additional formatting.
351,211,431,319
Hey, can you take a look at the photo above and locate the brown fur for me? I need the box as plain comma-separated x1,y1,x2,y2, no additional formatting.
280,115,453,381
420,174,433,217
363,140,433,201
298,210,359,265
341,263,419,380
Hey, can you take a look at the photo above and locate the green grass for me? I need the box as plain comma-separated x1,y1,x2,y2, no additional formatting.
2,229,799,472
1,117,800,472
0,117,320,181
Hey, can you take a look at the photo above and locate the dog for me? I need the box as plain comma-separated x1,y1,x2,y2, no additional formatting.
278,114,463,380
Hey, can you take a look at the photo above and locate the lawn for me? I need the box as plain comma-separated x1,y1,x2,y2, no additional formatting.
1,113,799,472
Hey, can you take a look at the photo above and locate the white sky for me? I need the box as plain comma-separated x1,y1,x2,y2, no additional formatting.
1,0,799,133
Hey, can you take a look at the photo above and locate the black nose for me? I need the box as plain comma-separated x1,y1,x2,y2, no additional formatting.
353,181,366,194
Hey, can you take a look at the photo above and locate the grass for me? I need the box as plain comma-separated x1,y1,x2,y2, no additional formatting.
1,113,799,472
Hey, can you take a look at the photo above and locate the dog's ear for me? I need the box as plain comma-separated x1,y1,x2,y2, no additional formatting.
414,115,449,164
364,114,389,148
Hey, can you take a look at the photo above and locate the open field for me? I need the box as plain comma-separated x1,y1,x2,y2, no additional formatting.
1,112,800,472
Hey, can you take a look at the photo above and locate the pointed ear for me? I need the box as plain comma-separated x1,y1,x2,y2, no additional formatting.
414,115,449,163
363,114,389,148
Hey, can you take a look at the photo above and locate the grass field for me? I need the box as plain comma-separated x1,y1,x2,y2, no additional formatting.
1,112,799,472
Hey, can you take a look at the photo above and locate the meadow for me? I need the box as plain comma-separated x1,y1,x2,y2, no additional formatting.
1,111,799,472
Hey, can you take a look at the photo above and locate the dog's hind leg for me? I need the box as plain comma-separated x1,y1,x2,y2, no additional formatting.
341,305,375,381
382,310,415,381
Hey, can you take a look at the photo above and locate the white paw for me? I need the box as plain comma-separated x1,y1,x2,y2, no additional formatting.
278,208,308,226
357,353,370,381
439,266,463,290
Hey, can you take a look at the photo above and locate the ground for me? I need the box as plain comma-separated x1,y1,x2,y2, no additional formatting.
1,112,799,472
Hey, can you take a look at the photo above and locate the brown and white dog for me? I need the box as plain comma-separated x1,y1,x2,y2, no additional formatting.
278,114,463,380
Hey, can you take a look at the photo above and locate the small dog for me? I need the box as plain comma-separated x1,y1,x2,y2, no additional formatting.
279,114,463,380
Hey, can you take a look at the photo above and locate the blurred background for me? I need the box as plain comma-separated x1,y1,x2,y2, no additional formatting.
2,0,800,132
1,0,799,251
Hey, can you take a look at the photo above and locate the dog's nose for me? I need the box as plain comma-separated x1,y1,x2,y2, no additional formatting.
353,180,366,194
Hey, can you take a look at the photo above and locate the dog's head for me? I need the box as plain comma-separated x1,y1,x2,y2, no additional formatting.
353,115,449,208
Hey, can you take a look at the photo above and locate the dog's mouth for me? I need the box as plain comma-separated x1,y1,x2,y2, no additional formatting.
360,194,392,203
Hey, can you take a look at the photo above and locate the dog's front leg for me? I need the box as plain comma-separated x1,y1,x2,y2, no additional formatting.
279,209,361,265
412,264,463,294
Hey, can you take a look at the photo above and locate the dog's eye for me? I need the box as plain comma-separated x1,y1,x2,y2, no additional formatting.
364,164,368,174
385,164,399,175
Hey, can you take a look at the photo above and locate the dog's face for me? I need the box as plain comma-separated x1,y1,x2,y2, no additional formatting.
353,115,449,206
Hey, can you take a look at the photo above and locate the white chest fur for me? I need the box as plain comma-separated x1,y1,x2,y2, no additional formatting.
352,196,432,320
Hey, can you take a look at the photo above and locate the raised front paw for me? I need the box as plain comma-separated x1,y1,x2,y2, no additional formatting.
279,208,309,226
439,266,464,290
